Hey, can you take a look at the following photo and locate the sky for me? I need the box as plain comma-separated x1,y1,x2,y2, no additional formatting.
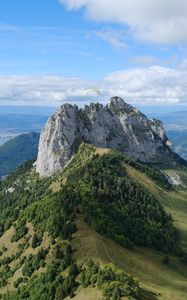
1,0,187,107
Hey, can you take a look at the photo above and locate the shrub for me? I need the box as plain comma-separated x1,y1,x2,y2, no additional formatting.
162,256,170,265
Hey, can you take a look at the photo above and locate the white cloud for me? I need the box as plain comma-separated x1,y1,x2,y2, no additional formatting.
60,0,187,44
0,75,99,106
131,55,157,66
104,66,187,104
1,66,187,105
179,59,187,70
94,28,127,49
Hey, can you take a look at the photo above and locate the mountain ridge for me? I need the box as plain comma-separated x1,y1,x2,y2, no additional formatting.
0,98,187,299
0,132,40,178
36,97,184,177
0,143,187,299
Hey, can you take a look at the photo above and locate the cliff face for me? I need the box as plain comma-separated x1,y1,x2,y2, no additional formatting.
36,97,176,177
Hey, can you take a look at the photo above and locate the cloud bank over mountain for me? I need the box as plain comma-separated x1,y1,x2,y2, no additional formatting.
1,66,187,105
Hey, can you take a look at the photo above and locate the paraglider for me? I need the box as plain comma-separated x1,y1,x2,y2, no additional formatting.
82,88,101,96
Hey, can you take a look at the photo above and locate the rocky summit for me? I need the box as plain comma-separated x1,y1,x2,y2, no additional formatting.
36,96,180,177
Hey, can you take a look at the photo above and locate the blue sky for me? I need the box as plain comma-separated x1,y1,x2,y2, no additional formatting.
0,0,187,106
0,0,134,78
0,0,184,77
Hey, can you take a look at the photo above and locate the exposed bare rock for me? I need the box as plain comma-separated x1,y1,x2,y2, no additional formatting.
163,170,183,187
36,97,182,177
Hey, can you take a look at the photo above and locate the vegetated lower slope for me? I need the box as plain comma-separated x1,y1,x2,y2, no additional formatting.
0,132,40,178
0,144,186,300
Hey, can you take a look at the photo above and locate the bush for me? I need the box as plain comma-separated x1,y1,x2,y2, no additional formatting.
14,277,24,288
162,256,170,265
22,249,48,277
31,234,42,248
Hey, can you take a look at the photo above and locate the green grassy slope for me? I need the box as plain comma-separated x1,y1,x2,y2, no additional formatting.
0,144,186,300
72,218,187,300
0,132,39,177
70,148,187,299
125,164,187,252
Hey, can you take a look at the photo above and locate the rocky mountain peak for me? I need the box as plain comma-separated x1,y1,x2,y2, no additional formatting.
108,96,133,112
36,97,181,177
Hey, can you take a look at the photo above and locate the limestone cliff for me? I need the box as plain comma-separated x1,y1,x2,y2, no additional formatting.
36,97,181,177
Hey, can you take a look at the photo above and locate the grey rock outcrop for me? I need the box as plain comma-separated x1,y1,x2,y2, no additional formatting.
36,97,180,177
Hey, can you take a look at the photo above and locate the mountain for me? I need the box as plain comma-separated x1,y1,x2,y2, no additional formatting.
0,132,40,178
0,143,187,300
158,111,187,131
0,106,56,146
154,110,187,161
167,130,187,161
36,97,185,177
0,114,48,146
0,99,187,300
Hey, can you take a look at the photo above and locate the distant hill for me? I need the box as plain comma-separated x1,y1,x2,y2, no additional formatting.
0,132,40,177
0,114,47,147
167,130,187,160
160,111,187,131
150,110,187,161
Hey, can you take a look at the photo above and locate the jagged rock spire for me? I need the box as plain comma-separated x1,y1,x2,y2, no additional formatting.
36,97,175,177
